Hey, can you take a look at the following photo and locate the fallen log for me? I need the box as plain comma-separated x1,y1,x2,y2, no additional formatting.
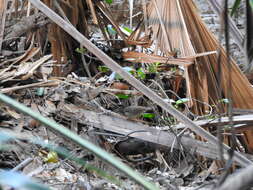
56,104,253,162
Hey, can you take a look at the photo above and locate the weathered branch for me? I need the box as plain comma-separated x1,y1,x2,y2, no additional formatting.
57,106,253,162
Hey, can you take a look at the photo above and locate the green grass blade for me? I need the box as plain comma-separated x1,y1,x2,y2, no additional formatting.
0,93,159,190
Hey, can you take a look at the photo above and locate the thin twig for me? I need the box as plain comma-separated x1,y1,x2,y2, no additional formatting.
11,157,34,172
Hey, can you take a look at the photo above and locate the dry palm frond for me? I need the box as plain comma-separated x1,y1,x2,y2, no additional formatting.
122,51,217,66
43,0,89,76
146,0,253,151
123,51,193,66
180,0,253,151
147,0,253,114
180,0,253,109
126,27,152,47
147,0,195,56
147,0,200,110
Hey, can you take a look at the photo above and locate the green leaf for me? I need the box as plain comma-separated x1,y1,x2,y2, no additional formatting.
176,98,190,105
219,98,229,104
142,113,155,118
98,66,110,73
120,26,133,35
105,0,113,4
44,151,59,163
148,62,160,73
123,27,133,33
231,0,241,16
129,70,135,75
75,47,86,54
116,94,131,99
136,68,146,79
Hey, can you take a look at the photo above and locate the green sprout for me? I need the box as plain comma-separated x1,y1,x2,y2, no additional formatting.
136,68,146,79
116,94,131,99
75,47,86,54
142,113,155,119
98,66,110,73
148,62,160,73
105,0,113,4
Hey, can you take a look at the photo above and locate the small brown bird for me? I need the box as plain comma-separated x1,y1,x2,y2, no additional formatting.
122,106,152,119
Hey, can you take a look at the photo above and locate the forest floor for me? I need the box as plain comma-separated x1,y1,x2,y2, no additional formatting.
0,0,248,190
